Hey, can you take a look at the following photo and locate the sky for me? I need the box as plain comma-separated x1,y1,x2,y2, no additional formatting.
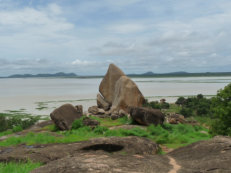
0,0,231,76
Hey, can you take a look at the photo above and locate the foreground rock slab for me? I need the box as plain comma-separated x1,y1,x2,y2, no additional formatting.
169,136,231,173
0,136,159,164
130,107,165,126
50,104,83,130
32,154,169,173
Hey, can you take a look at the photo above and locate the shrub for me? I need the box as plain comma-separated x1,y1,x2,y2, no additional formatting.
93,126,109,134
144,100,170,110
12,125,23,132
175,97,186,105
0,114,39,132
210,83,231,136
71,117,85,130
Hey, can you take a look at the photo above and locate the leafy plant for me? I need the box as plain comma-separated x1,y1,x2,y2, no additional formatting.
210,83,231,136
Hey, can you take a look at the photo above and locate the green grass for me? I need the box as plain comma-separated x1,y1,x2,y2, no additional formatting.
0,161,41,173
0,130,13,137
0,123,211,149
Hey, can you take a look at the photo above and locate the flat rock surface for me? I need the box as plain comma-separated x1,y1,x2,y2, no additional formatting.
168,136,231,173
32,153,170,173
0,136,159,164
0,136,231,173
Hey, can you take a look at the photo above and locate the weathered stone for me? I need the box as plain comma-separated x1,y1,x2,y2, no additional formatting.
97,93,110,111
167,113,186,124
110,76,145,113
88,106,99,115
110,110,127,120
83,117,100,128
0,136,160,164
99,64,125,104
169,136,231,173
130,107,165,126
98,108,105,115
50,104,83,130
119,109,127,117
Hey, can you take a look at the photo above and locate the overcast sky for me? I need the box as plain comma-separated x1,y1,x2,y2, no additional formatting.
0,0,231,76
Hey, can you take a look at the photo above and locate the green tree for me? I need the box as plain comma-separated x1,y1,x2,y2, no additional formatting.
210,83,231,136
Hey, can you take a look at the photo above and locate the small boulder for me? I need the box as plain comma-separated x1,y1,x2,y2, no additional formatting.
50,104,83,130
110,110,127,120
99,64,125,104
130,107,165,126
97,93,110,111
88,106,99,115
110,76,145,113
167,113,186,124
111,111,120,120
83,117,100,128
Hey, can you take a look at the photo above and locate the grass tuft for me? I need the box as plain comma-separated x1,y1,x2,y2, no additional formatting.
0,161,41,173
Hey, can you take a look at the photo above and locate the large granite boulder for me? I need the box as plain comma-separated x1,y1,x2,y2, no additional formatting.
110,76,145,113
97,93,110,111
130,107,165,126
50,104,83,130
99,64,125,104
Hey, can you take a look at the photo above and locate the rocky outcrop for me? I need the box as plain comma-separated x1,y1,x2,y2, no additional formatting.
99,64,125,104
168,136,231,173
0,136,160,164
1,135,231,173
50,104,83,130
130,107,165,126
32,153,169,173
96,64,145,116
97,93,110,111
110,76,145,113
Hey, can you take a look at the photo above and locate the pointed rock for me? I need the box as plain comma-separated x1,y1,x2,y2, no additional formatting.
99,64,125,104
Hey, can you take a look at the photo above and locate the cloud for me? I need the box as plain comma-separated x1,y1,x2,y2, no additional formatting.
0,0,231,75
71,59,96,66
107,23,146,34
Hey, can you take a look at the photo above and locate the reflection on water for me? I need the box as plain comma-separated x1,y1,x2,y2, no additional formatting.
0,77,230,115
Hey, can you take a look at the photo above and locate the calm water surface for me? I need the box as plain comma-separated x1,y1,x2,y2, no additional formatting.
0,77,230,115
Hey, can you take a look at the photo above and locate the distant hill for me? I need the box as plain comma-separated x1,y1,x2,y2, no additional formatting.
128,71,231,77
7,72,78,78
1,71,231,78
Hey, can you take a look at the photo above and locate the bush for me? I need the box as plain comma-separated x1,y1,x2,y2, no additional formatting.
177,94,212,117
71,117,85,130
175,97,186,105
144,100,170,110
0,115,39,132
210,83,231,136
12,125,23,133
93,126,109,134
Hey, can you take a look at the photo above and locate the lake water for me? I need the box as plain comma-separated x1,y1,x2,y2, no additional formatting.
0,76,230,115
